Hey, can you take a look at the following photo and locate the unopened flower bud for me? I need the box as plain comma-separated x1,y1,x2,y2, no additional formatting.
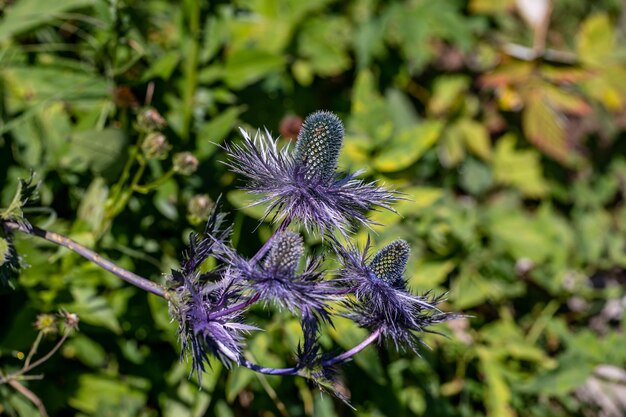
59,309,79,331
137,107,167,131
187,194,214,225
142,133,171,160
264,232,303,275
173,152,199,175
294,111,344,181
368,240,410,287
35,313,57,335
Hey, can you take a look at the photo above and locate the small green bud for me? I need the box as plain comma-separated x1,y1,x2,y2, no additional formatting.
173,152,199,175
142,133,171,160
368,240,410,287
187,194,214,226
137,107,167,131
35,314,58,335
264,232,304,275
294,111,344,181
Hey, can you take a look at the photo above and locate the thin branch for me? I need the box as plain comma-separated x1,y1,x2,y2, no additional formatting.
3,221,166,298
502,42,577,65
23,332,43,369
7,379,49,417
19,330,70,377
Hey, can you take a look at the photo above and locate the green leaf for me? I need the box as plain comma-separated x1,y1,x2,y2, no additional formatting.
457,118,492,160
197,107,243,159
225,366,254,403
0,0,94,41
0,235,20,286
69,374,148,414
142,51,181,81
67,128,128,176
577,13,615,67
373,120,443,172
523,91,571,165
1,174,38,222
493,134,547,197
227,190,269,221
408,259,456,288
66,287,122,333
298,17,352,76
76,178,108,233
477,347,515,417
429,75,470,115
223,50,284,89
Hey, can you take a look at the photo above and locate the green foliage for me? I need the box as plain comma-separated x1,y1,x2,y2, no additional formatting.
1,0,626,416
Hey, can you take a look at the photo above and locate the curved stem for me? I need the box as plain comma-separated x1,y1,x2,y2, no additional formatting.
239,358,298,376
249,219,290,264
322,328,382,366
237,328,383,376
3,221,166,299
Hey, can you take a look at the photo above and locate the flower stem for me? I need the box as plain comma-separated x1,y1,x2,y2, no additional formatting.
237,328,382,376
322,328,382,366
238,358,298,376
3,221,166,299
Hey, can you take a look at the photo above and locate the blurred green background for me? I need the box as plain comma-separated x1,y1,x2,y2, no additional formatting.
2,0,626,416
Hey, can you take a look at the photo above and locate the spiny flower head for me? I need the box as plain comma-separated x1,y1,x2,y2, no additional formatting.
166,199,257,377
263,231,303,275
224,231,338,319
224,111,397,235
294,111,344,181
337,238,454,352
368,239,410,288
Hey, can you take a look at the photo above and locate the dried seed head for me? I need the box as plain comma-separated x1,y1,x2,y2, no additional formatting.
264,231,304,275
294,111,344,181
368,240,410,287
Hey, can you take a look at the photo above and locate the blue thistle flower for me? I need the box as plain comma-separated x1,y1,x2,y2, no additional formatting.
224,231,339,319
167,198,257,377
224,111,397,235
336,238,454,352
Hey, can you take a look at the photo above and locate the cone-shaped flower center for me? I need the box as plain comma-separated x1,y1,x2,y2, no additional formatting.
263,231,304,275
294,111,344,181
368,240,410,286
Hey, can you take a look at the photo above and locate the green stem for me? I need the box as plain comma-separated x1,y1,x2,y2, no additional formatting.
132,169,175,194
181,0,200,140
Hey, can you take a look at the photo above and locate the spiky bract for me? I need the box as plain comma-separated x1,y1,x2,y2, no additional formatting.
166,199,256,378
337,238,454,352
224,111,397,235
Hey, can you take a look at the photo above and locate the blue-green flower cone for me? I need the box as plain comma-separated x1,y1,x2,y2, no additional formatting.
294,111,344,181
264,231,304,275
368,240,410,287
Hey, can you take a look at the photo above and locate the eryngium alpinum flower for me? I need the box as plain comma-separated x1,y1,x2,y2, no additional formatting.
224,231,338,319
337,238,454,352
224,111,397,234
167,201,256,377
